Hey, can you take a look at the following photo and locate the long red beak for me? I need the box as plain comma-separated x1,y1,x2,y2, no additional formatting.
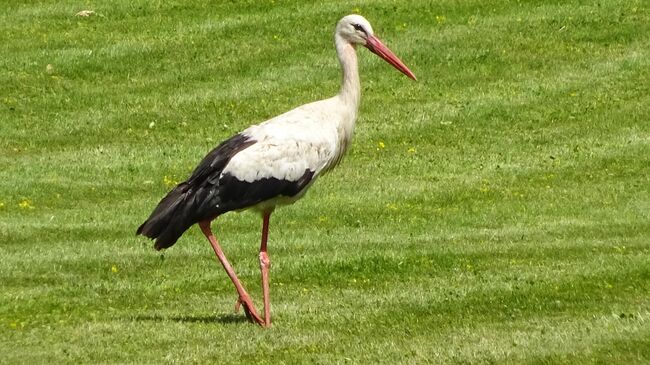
365,35,417,81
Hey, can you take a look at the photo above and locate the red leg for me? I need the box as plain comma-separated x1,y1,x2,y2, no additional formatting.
199,220,264,326
259,211,272,327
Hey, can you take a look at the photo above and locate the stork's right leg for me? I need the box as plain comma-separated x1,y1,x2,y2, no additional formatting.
199,220,264,326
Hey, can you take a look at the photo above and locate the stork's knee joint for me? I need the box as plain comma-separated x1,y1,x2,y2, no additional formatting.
259,252,271,268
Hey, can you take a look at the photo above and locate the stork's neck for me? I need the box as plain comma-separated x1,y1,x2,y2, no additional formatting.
335,35,361,110
322,35,361,172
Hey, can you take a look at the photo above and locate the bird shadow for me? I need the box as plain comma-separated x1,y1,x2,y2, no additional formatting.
131,313,249,325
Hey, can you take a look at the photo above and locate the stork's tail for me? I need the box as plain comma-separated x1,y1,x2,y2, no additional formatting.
136,183,197,250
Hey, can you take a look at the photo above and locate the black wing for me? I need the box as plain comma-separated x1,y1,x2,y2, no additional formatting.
136,133,255,249
137,133,314,250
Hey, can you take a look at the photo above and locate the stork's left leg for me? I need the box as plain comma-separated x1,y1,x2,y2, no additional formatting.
199,220,264,326
259,211,272,327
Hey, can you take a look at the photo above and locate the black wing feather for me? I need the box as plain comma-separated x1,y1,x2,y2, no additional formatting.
137,133,315,250
137,133,255,249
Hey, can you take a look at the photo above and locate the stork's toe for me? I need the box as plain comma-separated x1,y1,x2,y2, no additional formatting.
235,297,265,326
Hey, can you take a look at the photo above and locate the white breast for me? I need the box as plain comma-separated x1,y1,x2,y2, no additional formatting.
222,98,347,183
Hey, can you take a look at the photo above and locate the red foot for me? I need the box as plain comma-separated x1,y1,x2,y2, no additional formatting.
235,296,265,326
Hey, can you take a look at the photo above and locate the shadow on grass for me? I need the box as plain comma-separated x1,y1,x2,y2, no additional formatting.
132,313,250,324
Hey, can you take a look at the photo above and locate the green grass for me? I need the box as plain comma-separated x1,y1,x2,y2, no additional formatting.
1,0,649,363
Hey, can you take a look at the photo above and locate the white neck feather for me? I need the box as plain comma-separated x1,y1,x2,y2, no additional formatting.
335,34,361,111
321,34,361,171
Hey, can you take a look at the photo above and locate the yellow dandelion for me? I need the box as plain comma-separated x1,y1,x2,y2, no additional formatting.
407,147,416,154
111,264,118,273
18,199,33,209
377,141,385,149
163,175,178,188
479,180,490,193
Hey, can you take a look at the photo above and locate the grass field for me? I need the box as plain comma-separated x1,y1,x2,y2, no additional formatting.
1,0,649,363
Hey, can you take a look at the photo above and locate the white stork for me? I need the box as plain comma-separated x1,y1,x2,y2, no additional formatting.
137,14,416,327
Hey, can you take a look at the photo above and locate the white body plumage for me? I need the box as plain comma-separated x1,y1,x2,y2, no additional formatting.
223,94,357,212
224,95,357,191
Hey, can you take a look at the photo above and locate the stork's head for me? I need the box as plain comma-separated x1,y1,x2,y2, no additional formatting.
336,14,417,80
336,14,375,45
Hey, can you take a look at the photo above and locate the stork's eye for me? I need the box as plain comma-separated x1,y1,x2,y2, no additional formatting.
352,24,365,33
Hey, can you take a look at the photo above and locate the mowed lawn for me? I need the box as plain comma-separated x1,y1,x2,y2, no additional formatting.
1,0,649,363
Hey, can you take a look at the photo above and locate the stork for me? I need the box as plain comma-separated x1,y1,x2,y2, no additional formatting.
137,14,416,327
